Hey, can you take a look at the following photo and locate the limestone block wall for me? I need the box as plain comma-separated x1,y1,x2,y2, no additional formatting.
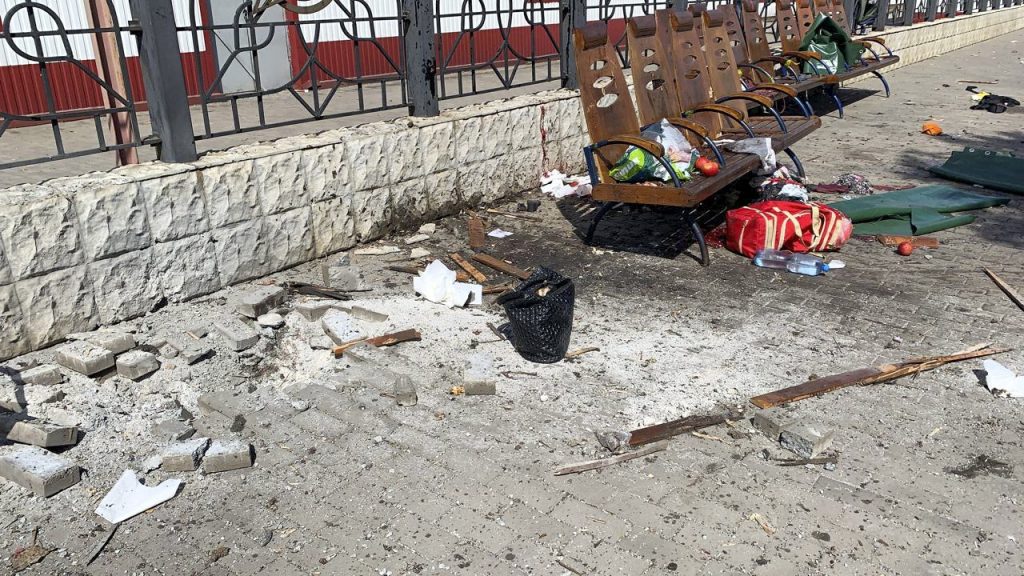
0,91,588,360
847,5,1024,82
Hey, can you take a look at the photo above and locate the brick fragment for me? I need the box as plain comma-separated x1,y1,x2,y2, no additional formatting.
321,309,361,345
116,350,160,381
67,331,135,354
463,353,497,395
751,407,802,442
233,285,287,319
19,365,63,386
0,416,78,448
153,418,195,442
214,317,260,352
202,439,254,474
162,437,211,472
0,446,80,497
55,341,115,376
780,423,835,459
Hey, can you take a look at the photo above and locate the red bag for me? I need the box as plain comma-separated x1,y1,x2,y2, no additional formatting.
725,201,852,258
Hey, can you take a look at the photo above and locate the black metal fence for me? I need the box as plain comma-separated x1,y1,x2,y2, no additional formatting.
1,0,1021,171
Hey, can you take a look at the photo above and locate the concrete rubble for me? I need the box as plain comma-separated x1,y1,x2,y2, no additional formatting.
0,445,80,497
213,317,260,352
233,285,287,319
202,439,254,474
116,350,160,381
19,364,64,386
161,437,211,472
54,341,115,376
0,415,78,448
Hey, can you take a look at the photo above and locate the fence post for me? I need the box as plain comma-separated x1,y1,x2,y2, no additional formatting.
945,0,958,17
925,0,938,19
964,0,973,14
129,0,196,163
874,0,890,29
402,0,439,117
560,0,587,89
902,0,916,24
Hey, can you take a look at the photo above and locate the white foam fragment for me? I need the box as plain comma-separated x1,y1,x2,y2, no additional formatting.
96,470,181,524
982,359,1024,398
413,260,481,308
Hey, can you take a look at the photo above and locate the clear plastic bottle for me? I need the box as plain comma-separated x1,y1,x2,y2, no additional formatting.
753,249,830,276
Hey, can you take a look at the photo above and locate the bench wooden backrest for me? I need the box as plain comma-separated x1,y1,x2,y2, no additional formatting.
795,0,817,40
573,21,640,179
659,6,726,137
740,0,773,62
776,0,805,52
700,8,749,129
688,3,748,67
626,15,678,128
827,0,852,34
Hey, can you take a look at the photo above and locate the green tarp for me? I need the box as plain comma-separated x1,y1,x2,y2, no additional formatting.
928,148,1024,195
828,185,1011,236
798,14,865,75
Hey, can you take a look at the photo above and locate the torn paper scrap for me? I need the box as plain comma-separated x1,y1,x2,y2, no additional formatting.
413,260,482,308
96,470,182,524
488,229,513,239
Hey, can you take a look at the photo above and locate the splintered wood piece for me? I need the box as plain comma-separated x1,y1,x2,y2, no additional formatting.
984,268,1024,312
749,344,1011,409
554,441,669,476
449,253,488,283
468,213,486,250
483,283,514,295
472,253,531,280
332,329,422,358
876,235,940,248
628,408,746,447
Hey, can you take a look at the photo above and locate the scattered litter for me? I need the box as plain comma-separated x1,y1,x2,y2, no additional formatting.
876,234,940,248
405,233,430,245
468,213,486,250
95,470,182,524
354,246,402,256
554,441,669,476
774,455,838,467
472,253,531,280
724,137,776,173
690,431,725,442
965,85,1020,113
984,268,1024,312
413,260,482,308
826,259,846,269
418,223,437,234
409,247,431,259
541,170,589,198
921,121,943,136
488,228,513,239
450,253,488,283
600,408,746,453
981,359,1024,398
486,208,542,221
11,528,49,573
748,513,776,535
753,249,832,276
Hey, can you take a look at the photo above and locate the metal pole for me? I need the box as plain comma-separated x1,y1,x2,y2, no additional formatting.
874,0,890,29
925,0,938,19
560,0,587,89
902,0,916,24
88,0,138,166
402,0,439,116
945,0,958,17
964,0,973,14
129,0,197,163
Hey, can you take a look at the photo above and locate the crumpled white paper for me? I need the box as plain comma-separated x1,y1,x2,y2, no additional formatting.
488,228,513,239
413,260,482,308
982,359,1024,398
96,470,181,524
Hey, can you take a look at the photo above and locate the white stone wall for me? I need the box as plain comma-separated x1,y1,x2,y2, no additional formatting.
0,91,587,360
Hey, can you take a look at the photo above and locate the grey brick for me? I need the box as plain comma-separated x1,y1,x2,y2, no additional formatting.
153,418,196,442
54,341,115,376
116,350,160,380
214,317,260,351
780,423,835,459
233,285,286,319
751,407,802,442
162,437,211,471
19,364,63,386
0,445,80,497
0,416,78,448
202,439,254,474
67,330,135,354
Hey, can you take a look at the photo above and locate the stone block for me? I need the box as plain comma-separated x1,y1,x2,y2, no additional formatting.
320,260,363,291
321,309,361,345
214,317,260,352
463,352,497,395
264,207,315,270
152,233,222,303
202,439,254,474
162,437,211,472
0,285,28,361
116,350,160,380
751,408,802,442
68,331,135,354
294,298,344,322
19,365,63,387
193,412,245,436
212,219,271,285
55,341,115,376
253,152,308,215
257,313,284,329
393,374,417,406
0,184,83,281
153,418,195,442
89,250,162,324
311,196,356,257
198,390,256,424
419,122,455,175
15,266,98,350
351,186,394,242
303,143,349,203
349,306,388,323
0,445,80,497
163,334,213,365
347,132,392,192
199,159,259,228
387,128,425,184
65,175,151,260
426,170,460,218
780,423,835,459
0,238,11,285
139,171,209,242
391,178,433,224
233,285,287,319
0,416,78,448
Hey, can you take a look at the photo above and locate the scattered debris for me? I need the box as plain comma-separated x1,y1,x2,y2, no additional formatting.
541,170,590,198
210,546,230,563
393,375,418,406
488,228,513,239
256,313,285,329
485,208,542,222
780,423,835,458
331,329,422,358
96,470,182,524
984,268,1024,312
601,408,747,452
161,437,211,472
409,247,431,259
449,253,488,283
321,309,362,345
751,407,800,442
349,306,389,323
774,455,838,467
285,281,356,300
18,365,63,387
564,347,600,360
463,353,497,395
202,440,254,474
876,235,940,248
85,524,118,566
418,223,437,234
0,416,78,448
980,359,1024,398
67,331,135,354
748,513,776,535
214,317,261,352
54,341,115,376
472,253,531,280
115,350,160,381
10,528,49,573
945,454,1014,479
921,121,943,135
405,233,430,245
554,440,669,476
749,343,1009,409
233,285,286,319
468,213,486,250
965,85,1020,113
353,246,402,256
0,445,80,497
413,260,482,308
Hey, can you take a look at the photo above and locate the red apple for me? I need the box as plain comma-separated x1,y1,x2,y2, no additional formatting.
897,241,914,256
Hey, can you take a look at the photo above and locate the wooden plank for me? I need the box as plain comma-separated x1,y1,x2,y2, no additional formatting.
749,345,1011,409
468,214,486,250
332,329,422,358
472,253,531,280
628,408,746,447
554,441,669,476
984,268,1024,312
449,253,488,283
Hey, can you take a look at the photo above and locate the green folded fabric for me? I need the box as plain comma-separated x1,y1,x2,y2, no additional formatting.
928,148,1024,195
798,14,865,74
828,185,1010,236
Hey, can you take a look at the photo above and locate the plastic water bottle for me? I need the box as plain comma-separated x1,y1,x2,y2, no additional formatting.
752,249,830,276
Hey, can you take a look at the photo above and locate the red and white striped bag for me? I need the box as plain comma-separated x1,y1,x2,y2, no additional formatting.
725,201,852,258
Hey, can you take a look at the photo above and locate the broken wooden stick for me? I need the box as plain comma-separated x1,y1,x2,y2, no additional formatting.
875,235,940,248
749,343,1011,409
332,329,422,358
984,268,1024,312
472,253,531,280
449,252,488,283
554,441,668,476
468,213,486,250
565,347,600,360
482,282,514,295
624,408,747,448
